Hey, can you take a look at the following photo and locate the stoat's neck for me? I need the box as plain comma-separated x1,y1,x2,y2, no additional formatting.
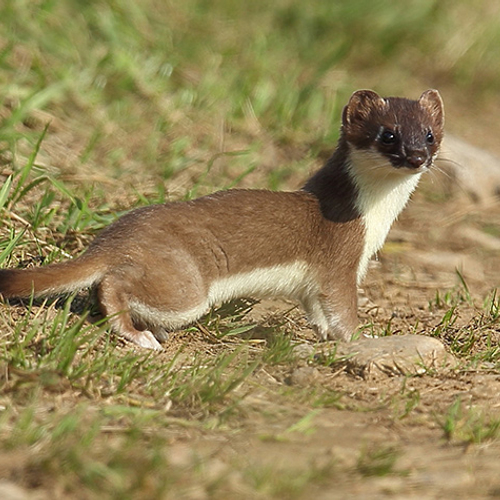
347,147,422,282
302,141,361,223
303,141,423,284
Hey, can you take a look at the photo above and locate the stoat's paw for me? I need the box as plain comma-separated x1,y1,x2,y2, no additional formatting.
134,330,164,350
325,325,354,343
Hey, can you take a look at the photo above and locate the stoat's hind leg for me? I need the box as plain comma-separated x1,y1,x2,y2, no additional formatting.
97,275,163,350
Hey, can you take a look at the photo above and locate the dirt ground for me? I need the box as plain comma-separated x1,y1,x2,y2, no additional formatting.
160,171,500,499
3,4,500,495
3,108,500,499
140,179,500,499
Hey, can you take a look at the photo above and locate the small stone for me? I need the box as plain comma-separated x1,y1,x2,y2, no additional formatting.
286,366,320,386
292,343,316,360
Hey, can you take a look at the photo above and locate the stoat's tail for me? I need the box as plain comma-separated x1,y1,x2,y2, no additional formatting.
0,254,107,298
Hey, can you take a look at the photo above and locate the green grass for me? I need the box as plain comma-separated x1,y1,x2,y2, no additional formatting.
3,0,500,192
357,445,405,477
437,397,500,444
1,0,500,498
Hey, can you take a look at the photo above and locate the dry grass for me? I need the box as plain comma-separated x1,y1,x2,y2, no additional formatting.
1,1,500,498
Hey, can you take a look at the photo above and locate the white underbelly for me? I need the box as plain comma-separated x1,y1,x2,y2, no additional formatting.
130,261,319,329
207,261,315,304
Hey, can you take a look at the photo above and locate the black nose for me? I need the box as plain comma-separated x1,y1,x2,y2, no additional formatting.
406,153,426,168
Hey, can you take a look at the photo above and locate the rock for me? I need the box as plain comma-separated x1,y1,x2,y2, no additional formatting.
292,343,316,360
285,366,320,386
436,135,500,204
0,481,43,500
459,226,500,251
336,335,455,379
411,250,484,281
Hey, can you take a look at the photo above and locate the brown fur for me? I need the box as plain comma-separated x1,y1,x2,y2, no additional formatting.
0,90,444,349
341,89,444,166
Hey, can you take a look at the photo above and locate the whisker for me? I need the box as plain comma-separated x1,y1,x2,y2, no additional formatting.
436,155,465,170
430,163,453,180
426,168,451,192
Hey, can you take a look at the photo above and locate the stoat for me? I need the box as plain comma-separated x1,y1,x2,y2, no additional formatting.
0,90,444,350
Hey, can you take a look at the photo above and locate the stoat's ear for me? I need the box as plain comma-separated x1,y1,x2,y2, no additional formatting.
419,89,444,129
342,89,387,127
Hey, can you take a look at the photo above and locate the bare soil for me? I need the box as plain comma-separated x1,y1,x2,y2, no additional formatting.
3,108,500,498
150,187,500,499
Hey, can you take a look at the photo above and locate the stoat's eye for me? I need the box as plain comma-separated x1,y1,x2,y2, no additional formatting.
380,129,397,145
426,131,435,145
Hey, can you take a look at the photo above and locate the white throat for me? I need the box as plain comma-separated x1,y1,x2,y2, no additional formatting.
347,147,423,283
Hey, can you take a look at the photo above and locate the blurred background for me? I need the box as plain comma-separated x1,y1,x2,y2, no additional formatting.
1,0,500,202
2,5,500,498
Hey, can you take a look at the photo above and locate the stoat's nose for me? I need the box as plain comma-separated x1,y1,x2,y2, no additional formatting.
406,152,427,169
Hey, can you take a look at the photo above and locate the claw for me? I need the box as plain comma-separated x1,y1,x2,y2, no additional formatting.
151,326,169,342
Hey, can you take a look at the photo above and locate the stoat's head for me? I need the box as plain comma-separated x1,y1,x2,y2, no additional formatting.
341,89,444,174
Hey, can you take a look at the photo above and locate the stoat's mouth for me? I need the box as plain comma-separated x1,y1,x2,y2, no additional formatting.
386,154,432,173
399,161,431,173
